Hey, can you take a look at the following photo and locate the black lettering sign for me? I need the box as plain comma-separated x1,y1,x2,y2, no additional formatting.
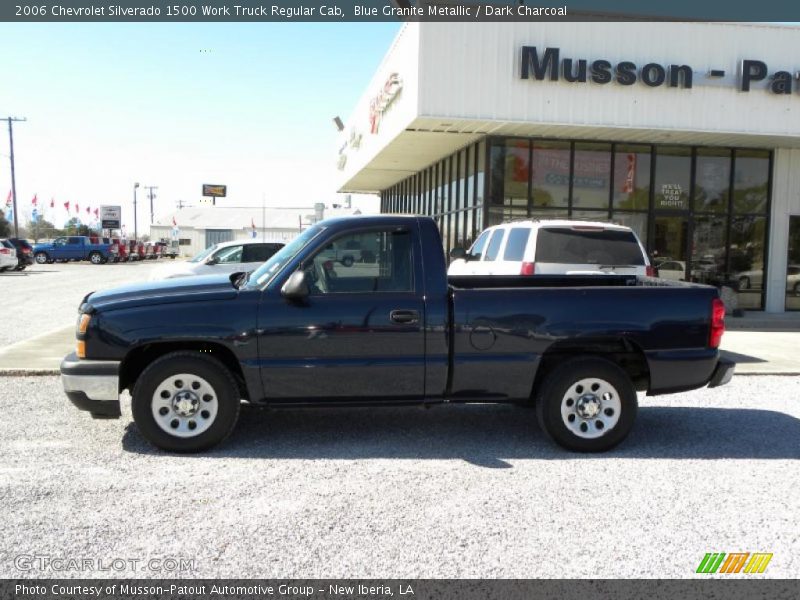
741,59,767,91
520,46,559,81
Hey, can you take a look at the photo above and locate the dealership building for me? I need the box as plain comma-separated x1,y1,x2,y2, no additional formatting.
336,21,800,313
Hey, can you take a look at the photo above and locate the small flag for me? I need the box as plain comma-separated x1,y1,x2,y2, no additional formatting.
50,197,55,209
5,190,11,206
75,203,79,213
86,205,90,214
5,205,12,222
32,207,39,222
94,208,99,218
172,216,177,227
251,218,256,230
64,201,70,212
31,194,37,206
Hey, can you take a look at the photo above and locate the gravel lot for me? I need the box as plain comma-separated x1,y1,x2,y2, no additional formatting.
0,261,165,347
0,375,797,578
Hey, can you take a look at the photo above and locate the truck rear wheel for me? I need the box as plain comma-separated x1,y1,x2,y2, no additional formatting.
89,252,103,265
131,352,241,452
34,251,49,264
535,357,637,452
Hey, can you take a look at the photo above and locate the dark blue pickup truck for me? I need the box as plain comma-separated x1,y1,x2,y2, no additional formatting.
60,215,733,453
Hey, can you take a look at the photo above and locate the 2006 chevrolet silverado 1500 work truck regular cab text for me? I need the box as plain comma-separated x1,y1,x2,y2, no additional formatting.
60,215,734,453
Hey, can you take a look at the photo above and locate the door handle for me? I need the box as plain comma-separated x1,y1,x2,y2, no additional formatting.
390,309,419,324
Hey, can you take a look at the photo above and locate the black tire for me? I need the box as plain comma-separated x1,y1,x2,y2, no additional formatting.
89,252,103,265
131,352,241,452
341,255,354,267
535,356,638,452
34,251,49,264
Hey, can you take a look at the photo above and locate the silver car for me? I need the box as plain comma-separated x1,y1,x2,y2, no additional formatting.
149,239,284,280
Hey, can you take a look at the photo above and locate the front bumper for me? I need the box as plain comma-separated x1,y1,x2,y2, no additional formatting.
60,352,121,418
707,357,735,388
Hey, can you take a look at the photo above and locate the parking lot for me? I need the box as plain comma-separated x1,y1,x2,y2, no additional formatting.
0,262,798,578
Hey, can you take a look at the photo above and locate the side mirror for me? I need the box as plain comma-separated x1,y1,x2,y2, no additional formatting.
205,256,218,265
281,270,309,301
450,247,467,261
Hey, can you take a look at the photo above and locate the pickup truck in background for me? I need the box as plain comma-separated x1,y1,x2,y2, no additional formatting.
60,215,733,453
33,236,117,265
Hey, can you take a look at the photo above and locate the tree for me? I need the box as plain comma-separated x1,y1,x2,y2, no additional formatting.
0,210,10,237
63,218,94,236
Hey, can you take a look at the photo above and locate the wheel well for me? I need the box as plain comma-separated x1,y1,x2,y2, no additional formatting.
531,338,650,401
119,341,249,400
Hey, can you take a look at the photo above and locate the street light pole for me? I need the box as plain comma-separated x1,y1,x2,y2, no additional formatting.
133,182,140,239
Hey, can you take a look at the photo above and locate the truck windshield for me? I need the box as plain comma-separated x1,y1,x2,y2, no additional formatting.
189,245,218,263
247,224,325,288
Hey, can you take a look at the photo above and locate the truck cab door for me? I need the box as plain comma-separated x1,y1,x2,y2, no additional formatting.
257,227,426,402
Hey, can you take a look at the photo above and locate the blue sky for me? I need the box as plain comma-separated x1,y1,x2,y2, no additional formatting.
0,23,400,231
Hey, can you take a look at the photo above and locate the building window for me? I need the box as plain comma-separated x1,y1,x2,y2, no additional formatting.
730,215,767,310
695,148,731,213
489,138,530,225
178,238,191,246
733,150,769,214
786,217,800,311
532,140,570,210
654,146,691,211
572,142,611,210
613,144,651,211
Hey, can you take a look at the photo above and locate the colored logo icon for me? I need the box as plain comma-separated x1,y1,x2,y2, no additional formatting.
696,552,773,574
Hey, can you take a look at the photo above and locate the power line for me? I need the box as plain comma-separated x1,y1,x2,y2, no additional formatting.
3,116,27,238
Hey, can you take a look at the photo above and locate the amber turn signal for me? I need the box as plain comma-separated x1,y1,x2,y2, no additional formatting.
78,314,91,335
76,340,86,359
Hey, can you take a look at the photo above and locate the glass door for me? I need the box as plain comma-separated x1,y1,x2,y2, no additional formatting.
652,215,689,281
787,216,800,311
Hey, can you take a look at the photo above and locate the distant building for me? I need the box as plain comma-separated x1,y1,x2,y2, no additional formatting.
149,204,361,257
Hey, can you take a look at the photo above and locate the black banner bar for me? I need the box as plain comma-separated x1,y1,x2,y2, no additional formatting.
4,1,800,23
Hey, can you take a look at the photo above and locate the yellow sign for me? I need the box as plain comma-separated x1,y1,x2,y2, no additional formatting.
202,184,227,198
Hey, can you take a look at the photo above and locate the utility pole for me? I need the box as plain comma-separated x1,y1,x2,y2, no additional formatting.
4,116,26,238
133,182,140,239
144,185,158,224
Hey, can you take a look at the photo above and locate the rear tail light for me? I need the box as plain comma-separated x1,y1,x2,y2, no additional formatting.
0,248,9,254
646,265,656,277
709,298,726,348
520,262,535,275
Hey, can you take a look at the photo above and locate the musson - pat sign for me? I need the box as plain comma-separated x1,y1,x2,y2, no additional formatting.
520,46,800,93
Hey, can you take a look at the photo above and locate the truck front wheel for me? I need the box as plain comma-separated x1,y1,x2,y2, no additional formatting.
89,252,103,265
131,352,241,452
34,251,49,264
535,357,637,452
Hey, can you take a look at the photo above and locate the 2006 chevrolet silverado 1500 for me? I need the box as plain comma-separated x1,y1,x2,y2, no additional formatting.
60,215,734,452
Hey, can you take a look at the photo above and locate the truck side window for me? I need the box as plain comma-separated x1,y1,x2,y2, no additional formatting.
483,230,505,262
307,229,413,294
214,245,243,264
68,237,81,244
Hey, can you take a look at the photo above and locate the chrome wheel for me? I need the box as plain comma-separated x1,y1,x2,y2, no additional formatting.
560,377,621,439
151,373,219,438
35,252,48,264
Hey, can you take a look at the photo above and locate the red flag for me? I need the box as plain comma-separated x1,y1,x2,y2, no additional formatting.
50,197,55,209
94,208,99,217
63,201,70,211
75,203,79,213
31,194,37,206
251,218,256,230
172,216,177,227
5,190,11,206
86,206,90,214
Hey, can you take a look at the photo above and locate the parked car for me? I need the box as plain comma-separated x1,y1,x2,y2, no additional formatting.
0,239,17,272
148,240,285,281
6,238,34,271
654,260,687,282
61,215,732,453
447,220,654,277
33,236,117,265
156,240,179,259
737,265,800,294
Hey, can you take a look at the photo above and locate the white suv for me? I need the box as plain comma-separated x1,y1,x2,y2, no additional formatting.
448,220,653,277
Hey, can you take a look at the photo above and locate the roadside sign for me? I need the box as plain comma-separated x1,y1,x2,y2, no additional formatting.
202,184,227,198
100,205,122,229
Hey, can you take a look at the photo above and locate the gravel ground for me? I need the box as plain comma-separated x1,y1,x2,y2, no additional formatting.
0,375,797,579
0,261,165,347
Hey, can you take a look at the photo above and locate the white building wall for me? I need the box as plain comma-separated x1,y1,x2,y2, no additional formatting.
767,149,800,312
418,22,800,139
